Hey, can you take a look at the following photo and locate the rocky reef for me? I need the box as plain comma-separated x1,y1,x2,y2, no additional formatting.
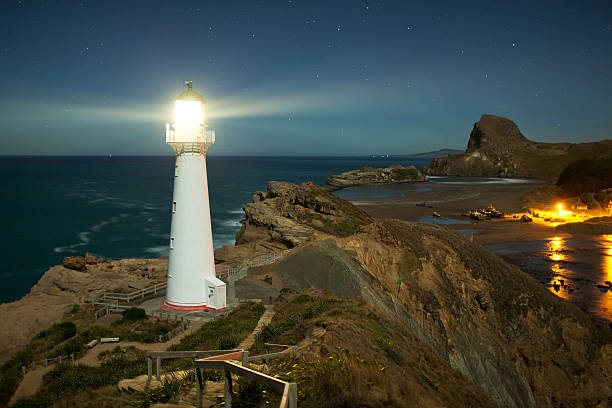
326,164,426,188
254,220,612,408
424,114,612,180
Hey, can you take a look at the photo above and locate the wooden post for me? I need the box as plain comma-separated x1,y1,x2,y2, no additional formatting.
146,356,152,387
44,358,48,367
224,367,233,408
156,357,161,381
71,353,74,361
22,366,26,375
288,383,297,408
195,367,203,408
241,351,249,367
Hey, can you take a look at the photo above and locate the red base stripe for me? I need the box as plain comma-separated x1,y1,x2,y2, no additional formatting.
161,300,226,312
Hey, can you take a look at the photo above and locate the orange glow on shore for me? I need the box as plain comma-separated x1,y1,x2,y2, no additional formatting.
512,203,595,227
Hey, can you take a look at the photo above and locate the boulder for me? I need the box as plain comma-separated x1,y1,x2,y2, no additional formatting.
62,256,86,271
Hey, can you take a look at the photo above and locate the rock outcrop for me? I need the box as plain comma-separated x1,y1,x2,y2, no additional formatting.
424,114,612,180
233,181,373,251
0,257,168,365
256,220,612,408
326,164,427,188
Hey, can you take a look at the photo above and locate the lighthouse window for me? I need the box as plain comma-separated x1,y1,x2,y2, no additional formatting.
172,201,177,213
170,237,175,250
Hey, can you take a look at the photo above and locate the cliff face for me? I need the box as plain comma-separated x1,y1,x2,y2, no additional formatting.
234,181,373,250
326,164,426,188
425,114,612,180
0,256,167,365
257,221,612,408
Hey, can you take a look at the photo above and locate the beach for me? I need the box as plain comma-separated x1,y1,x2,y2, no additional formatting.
342,179,553,245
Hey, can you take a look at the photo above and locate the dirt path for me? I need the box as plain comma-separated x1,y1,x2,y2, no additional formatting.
8,321,203,406
239,304,275,350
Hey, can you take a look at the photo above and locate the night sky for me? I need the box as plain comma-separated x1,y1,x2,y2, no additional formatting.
1,1,611,156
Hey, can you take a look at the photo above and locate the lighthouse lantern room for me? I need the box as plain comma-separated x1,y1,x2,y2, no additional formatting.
162,81,226,311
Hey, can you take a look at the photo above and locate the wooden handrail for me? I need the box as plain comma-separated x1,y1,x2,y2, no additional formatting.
191,345,297,408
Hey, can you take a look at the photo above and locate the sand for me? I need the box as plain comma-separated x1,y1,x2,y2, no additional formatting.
347,180,569,245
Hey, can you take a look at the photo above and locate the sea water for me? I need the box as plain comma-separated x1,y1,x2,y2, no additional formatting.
0,156,428,303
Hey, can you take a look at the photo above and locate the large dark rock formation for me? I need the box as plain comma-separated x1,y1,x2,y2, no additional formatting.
424,114,612,180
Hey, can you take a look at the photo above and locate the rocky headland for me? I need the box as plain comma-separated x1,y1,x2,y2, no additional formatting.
215,181,374,263
424,114,612,180
326,164,426,189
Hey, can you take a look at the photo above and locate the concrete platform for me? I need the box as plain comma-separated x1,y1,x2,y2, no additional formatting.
139,296,235,322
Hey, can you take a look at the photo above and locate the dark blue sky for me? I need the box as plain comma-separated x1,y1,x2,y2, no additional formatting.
1,0,611,155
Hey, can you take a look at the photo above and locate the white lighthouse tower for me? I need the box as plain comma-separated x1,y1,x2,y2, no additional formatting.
162,81,226,311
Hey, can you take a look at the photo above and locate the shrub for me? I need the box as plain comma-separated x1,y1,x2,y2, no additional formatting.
218,335,239,350
121,307,148,322
34,322,77,343
140,373,192,407
232,378,265,408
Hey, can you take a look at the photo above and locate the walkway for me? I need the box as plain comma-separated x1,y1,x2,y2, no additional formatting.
119,304,276,405
239,304,275,350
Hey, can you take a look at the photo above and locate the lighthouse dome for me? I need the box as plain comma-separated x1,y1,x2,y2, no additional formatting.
176,81,205,103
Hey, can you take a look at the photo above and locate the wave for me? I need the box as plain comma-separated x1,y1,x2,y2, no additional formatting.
144,246,169,256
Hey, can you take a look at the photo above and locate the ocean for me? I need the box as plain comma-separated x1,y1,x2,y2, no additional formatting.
0,155,428,304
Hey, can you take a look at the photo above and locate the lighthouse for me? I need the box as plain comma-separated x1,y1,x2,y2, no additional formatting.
162,81,226,311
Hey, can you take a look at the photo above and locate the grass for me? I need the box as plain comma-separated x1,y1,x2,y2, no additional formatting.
245,288,492,408
164,302,265,372
1,304,181,407
171,302,264,351
12,354,148,408
391,167,420,180
139,372,193,408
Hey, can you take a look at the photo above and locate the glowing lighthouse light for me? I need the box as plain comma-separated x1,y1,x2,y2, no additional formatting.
162,81,226,311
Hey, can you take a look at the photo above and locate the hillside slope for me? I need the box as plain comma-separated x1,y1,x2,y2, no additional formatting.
255,220,612,408
424,114,612,180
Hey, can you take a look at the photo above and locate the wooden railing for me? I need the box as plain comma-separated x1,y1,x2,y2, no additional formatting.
89,249,291,319
145,349,243,384
145,344,297,408
194,344,297,408
21,353,75,374
216,250,291,281
101,282,167,303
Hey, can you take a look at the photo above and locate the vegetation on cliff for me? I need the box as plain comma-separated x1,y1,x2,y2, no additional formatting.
557,156,612,199
247,288,495,408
